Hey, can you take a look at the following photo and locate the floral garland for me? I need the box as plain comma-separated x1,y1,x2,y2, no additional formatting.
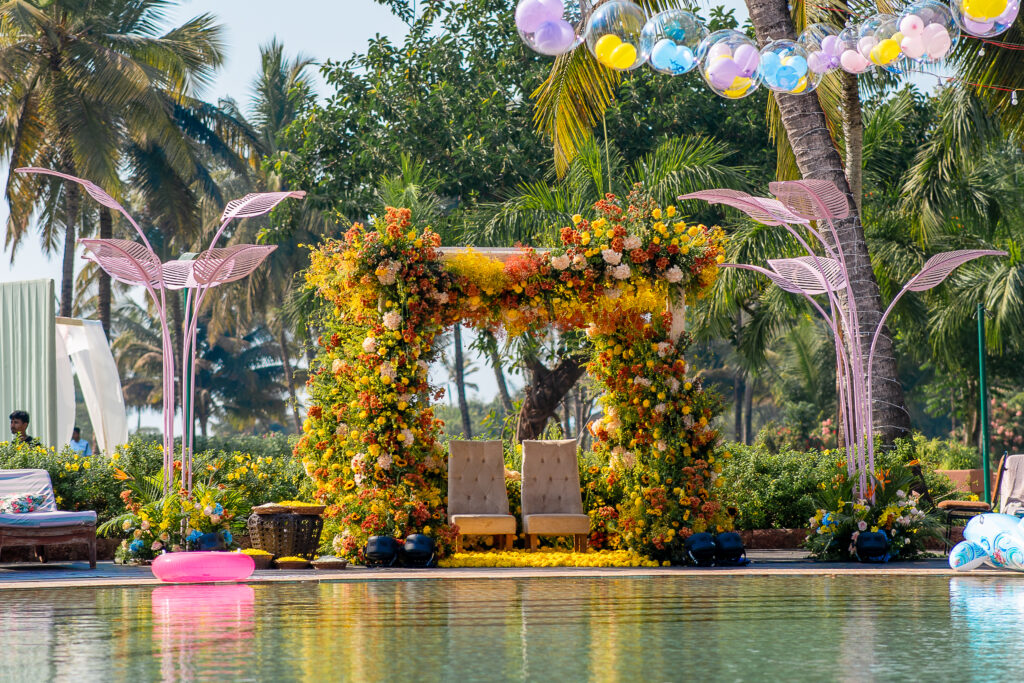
298,191,733,563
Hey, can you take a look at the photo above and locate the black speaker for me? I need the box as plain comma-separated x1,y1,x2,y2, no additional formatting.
364,536,399,567
855,530,891,563
714,531,748,566
401,534,436,568
684,532,717,566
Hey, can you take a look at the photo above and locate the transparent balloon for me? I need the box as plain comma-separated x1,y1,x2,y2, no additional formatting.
799,23,843,75
759,40,820,94
837,26,872,74
585,0,649,71
698,29,762,100
951,0,1020,37
860,13,905,73
898,1,958,63
641,9,707,75
516,0,583,56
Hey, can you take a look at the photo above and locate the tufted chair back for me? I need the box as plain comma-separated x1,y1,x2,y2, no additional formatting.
447,440,510,516
521,440,583,516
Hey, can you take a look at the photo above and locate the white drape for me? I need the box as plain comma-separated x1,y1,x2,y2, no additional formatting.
54,329,76,448
56,320,129,453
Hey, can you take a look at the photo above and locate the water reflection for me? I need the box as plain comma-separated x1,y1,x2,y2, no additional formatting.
151,584,255,681
5,576,1024,682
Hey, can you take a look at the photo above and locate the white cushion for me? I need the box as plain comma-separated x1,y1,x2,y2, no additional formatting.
0,469,57,511
0,510,96,528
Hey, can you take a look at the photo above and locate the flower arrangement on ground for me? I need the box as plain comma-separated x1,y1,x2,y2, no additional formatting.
805,460,941,561
439,548,662,568
298,190,733,564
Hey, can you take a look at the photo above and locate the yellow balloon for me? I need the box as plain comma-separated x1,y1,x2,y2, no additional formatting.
964,0,1008,20
609,43,637,70
892,31,905,44
595,34,622,65
878,38,900,64
869,44,883,65
723,77,751,98
792,76,808,94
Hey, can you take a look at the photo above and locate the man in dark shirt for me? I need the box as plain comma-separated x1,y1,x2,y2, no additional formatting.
9,410,38,446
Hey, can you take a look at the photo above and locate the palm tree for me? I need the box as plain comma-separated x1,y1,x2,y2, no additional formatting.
1,0,226,317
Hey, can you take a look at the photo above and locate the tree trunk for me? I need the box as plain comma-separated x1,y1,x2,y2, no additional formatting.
734,369,744,442
839,71,864,215
745,0,911,444
453,324,472,438
98,207,113,337
484,331,515,413
60,182,80,317
169,290,184,397
278,326,302,433
516,354,587,441
743,375,754,445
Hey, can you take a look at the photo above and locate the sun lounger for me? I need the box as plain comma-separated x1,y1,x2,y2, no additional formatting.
0,469,97,568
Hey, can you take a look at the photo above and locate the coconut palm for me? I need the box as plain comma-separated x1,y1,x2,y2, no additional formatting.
1,0,226,317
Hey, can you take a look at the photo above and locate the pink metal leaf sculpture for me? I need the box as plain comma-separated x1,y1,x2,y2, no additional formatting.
191,245,278,286
220,191,307,222
768,180,851,221
767,256,847,296
903,249,1007,292
679,189,810,226
79,239,165,288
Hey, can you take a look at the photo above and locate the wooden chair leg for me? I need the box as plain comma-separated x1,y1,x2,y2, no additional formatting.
88,536,97,569
35,545,47,564
528,534,539,551
506,534,515,550
455,535,463,553
575,534,587,552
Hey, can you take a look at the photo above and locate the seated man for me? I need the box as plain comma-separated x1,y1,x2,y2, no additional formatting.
9,410,38,446
69,426,92,456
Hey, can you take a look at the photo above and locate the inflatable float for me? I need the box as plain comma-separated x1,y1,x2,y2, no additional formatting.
151,551,255,583
949,513,1024,571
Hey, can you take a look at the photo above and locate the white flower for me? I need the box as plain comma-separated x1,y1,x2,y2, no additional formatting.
382,311,403,330
332,358,344,374
376,260,400,285
621,450,636,468
601,248,622,265
379,362,397,381
362,337,378,354
401,429,415,445
335,422,349,437
377,453,393,470
605,287,622,300
667,377,680,393
857,520,868,531
572,253,588,270
354,472,365,485
896,489,906,499
551,254,571,270
424,455,439,470
585,323,599,338
623,235,642,251
203,506,213,516
656,342,672,358
655,440,667,452
140,520,150,531
612,264,631,280
351,452,367,471
429,291,450,304
665,266,684,283
209,514,221,525
654,403,668,414
682,414,694,427
633,377,652,388
151,541,163,551
417,359,429,376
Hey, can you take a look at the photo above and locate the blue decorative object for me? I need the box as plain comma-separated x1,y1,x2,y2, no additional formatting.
950,513,1024,571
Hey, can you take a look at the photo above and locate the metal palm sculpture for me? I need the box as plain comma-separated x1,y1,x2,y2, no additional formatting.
683,181,1005,498
15,168,304,493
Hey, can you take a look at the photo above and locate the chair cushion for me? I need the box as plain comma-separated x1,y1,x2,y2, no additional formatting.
0,510,97,528
450,514,517,535
937,500,991,512
0,470,57,511
521,440,583,517
447,440,511,517
0,494,46,513
523,513,591,535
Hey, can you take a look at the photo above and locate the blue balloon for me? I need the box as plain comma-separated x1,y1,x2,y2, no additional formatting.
671,46,695,73
785,55,808,77
650,39,678,72
759,51,781,79
775,66,799,90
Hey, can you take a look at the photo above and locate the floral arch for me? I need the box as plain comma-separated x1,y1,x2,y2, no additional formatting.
296,190,733,563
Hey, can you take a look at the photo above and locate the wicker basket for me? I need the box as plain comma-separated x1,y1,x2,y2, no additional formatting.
246,512,324,559
252,503,289,515
283,504,326,516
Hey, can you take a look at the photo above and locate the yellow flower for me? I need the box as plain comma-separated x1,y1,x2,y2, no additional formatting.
572,214,583,225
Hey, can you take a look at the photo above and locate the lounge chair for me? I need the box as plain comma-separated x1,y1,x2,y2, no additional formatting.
521,439,590,552
448,440,516,552
0,469,97,568
936,454,1011,543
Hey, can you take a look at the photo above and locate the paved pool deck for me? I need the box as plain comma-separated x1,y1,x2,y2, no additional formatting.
2,550,1022,589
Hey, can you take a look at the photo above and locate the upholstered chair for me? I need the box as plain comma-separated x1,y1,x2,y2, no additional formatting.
521,439,591,552
447,440,516,552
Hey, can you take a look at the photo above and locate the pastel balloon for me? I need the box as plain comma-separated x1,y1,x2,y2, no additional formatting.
595,34,621,63
963,0,1008,20
759,51,781,78
901,35,927,58
876,38,901,64
807,51,826,73
900,14,925,34
962,16,996,32
534,20,576,55
723,77,753,98
609,42,638,69
820,35,841,54
858,35,879,57
515,0,565,34
840,49,870,73
925,30,952,57
641,9,705,75
733,43,760,75
585,1,649,68
708,59,742,89
708,43,733,60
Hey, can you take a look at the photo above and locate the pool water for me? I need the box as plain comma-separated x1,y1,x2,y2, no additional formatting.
2,575,1023,681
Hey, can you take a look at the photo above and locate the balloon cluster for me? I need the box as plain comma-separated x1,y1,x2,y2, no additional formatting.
515,0,1021,100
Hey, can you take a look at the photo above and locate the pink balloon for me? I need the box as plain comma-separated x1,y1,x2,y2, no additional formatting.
515,0,564,34
840,49,869,73
733,43,760,76
925,32,952,58
899,14,924,36
921,23,948,42
962,17,995,35
708,59,742,90
707,43,733,60
821,35,841,55
857,36,878,58
807,51,827,74
901,35,926,60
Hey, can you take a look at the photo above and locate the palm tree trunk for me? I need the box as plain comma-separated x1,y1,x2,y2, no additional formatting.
840,71,864,214
485,332,515,413
278,326,302,433
60,182,80,317
516,354,587,441
734,369,744,441
169,290,184,396
743,376,754,445
98,207,113,337
453,324,472,438
745,0,911,444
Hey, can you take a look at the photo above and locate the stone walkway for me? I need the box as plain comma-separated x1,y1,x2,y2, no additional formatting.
2,550,1022,589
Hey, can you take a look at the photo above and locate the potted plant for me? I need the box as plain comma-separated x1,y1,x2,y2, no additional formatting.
241,547,273,570
182,486,240,551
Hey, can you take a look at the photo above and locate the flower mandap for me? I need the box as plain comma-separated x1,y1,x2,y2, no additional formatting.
296,190,735,564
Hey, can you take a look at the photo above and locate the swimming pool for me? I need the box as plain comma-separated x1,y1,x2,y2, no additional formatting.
2,575,1023,681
